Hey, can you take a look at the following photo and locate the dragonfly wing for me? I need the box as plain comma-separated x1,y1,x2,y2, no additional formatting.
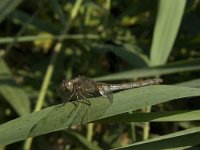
98,85,113,104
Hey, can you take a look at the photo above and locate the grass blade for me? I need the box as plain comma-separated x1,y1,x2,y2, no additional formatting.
150,0,186,66
65,130,102,150
113,127,200,150
95,59,200,81
0,0,23,23
0,59,30,115
0,85,200,145
98,110,200,123
92,43,149,67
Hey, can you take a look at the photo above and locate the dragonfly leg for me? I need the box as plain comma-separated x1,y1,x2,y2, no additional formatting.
73,89,91,106
71,101,78,107
145,79,151,85
65,89,76,103
79,93,91,106
56,89,76,110
74,92,89,105
139,80,143,87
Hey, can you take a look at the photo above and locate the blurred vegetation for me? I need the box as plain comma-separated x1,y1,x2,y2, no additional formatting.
0,0,200,149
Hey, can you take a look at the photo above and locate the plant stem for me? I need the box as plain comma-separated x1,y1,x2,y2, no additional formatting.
23,0,83,150
87,123,94,142
142,106,152,140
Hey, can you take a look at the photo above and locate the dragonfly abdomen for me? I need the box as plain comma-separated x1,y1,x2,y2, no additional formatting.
108,79,163,91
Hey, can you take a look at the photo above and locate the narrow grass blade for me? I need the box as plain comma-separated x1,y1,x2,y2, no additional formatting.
0,0,24,23
95,59,200,81
98,110,200,123
0,59,30,115
8,10,60,34
150,0,186,66
113,127,200,150
0,34,100,44
176,79,200,88
92,43,149,67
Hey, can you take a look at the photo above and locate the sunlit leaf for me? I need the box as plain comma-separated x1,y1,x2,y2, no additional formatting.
150,0,186,66
0,85,200,145
99,110,200,123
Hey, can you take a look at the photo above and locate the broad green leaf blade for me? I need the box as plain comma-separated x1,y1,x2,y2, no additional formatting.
150,0,186,66
0,85,200,145
0,97,110,146
0,59,30,115
113,127,200,150
98,110,200,123
100,85,200,118
0,0,24,23
95,59,200,81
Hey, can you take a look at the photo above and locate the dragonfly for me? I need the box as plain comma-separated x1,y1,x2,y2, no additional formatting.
57,76,163,105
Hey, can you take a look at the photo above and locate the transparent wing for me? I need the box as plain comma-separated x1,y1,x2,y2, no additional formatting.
98,85,113,104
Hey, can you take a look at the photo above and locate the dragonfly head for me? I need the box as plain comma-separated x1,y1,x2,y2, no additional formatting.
62,80,74,91
57,80,74,101
57,80,74,94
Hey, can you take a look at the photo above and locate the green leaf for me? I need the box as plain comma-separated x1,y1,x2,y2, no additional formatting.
0,0,24,23
113,127,200,150
176,79,200,88
0,59,30,115
92,43,149,67
98,110,200,123
65,130,102,150
150,0,186,66
8,10,60,34
0,85,200,145
95,59,200,81
0,34,100,44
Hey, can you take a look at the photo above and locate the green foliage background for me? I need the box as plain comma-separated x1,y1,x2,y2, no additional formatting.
0,0,200,149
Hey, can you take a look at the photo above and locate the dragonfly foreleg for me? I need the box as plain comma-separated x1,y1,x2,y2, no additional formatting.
79,93,91,106
57,89,76,109
75,90,92,106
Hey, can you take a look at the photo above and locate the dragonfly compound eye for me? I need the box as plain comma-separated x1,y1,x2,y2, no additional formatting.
65,80,74,91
